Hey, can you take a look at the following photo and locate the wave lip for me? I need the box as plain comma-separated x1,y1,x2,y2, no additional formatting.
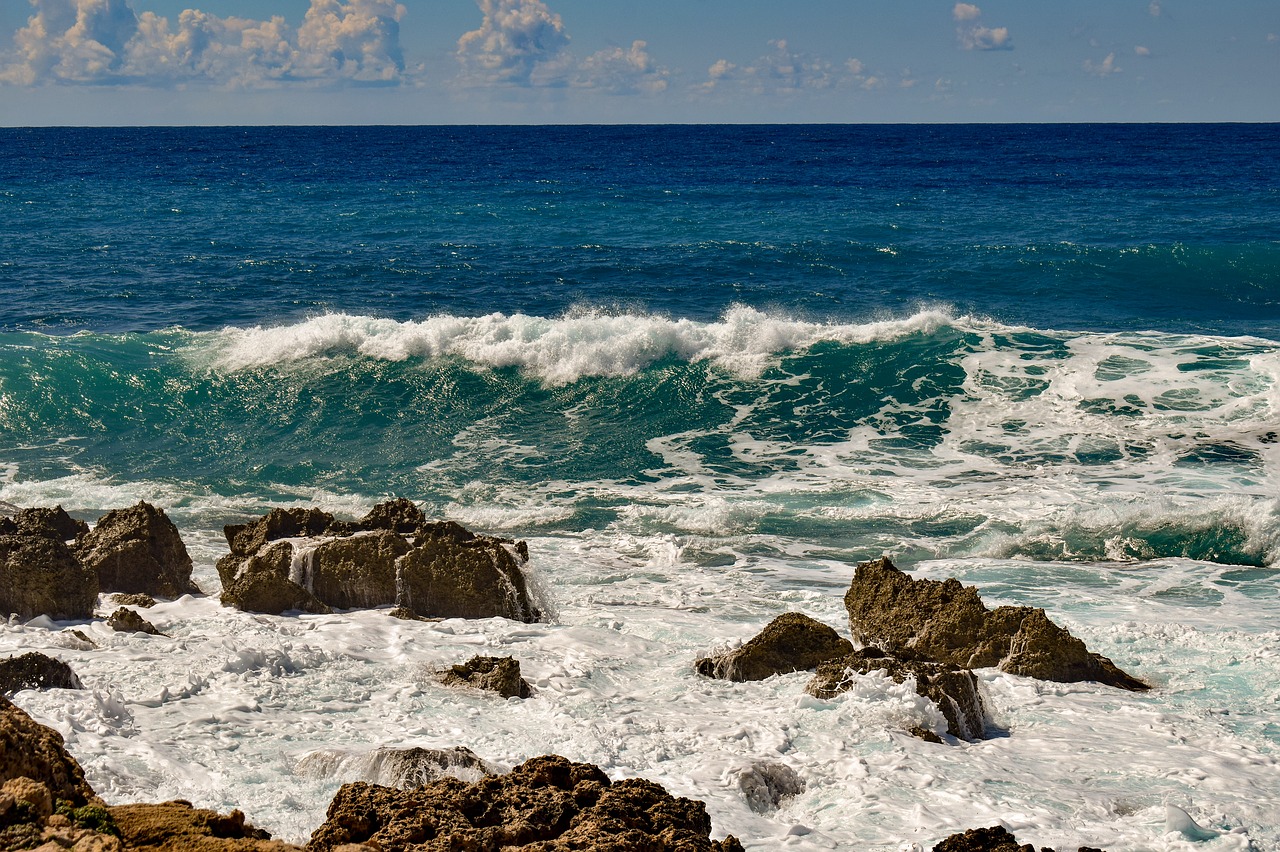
194,306,959,384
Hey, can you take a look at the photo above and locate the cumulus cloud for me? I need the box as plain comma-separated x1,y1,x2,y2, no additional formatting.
456,0,571,86
1148,2,1162,17
953,4,1012,51
701,40,870,94
1084,52,1120,76
1134,45,1150,56
576,40,667,94
1,0,409,86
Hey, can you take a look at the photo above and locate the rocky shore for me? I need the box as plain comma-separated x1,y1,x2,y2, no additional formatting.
0,500,1142,850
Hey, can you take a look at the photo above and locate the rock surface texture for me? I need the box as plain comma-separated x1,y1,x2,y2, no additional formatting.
695,612,854,682
932,825,1107,852
845,557,1148,691
0,652,83,696
218,501,539,622
0,532,98,620
807,647,987,741
76,502,200,599
307,754,744,852
437,655,533,699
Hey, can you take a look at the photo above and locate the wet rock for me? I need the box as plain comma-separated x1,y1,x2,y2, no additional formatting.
0,652,82,695
298,746,495,789
224,507,340,558
106,608,163,636
0,534,98,620
737,762,805,813
934,826,1035,852
807,648,988,741
108,801,299,851
6,506,90,541
112,592,156,608
437,655,532,699
357,498,425,534
0,695,94,806
217,541,331,615
307,753,744,852
308,531,412,611
398,527,538,622
76,502,199,598
696,612,854,682
844,557,1148,691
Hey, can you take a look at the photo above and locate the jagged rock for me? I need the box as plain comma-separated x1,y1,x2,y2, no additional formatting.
934,826,1035,852
807,647,988,741
217,541,331,615
112,592,157,608
217,503,541,622
358,498,425,534
0,533,98,620
398,527,538,622
106,607,163,636
0,695,94,806
2,506,90,541
75,502,199,598
737,762,805,813
0,653,82,695
845,557,1148,691
307,754,744,852
696,612,854,682
108,801,299,851
437,655,532,699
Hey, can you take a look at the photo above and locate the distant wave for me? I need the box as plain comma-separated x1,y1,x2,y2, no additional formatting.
189,306,965,384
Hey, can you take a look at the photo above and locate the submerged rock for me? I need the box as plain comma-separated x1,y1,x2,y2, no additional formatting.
106,607,163,636
845,557,1148,691
0,652,82,695
737,762,805,813
308,754,744,852
696,612,854,682
807,647,987,741
76,502,199,598
298,746,495,789
437,655,532,699
0,533,98,620
218,501,540,622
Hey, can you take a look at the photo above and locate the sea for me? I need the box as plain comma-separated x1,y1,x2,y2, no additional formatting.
1,124,1278,851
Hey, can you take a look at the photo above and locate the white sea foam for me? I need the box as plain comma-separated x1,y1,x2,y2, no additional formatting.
192,306,959,383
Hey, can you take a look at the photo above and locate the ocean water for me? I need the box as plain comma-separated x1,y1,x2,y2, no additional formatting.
1,124,1279,850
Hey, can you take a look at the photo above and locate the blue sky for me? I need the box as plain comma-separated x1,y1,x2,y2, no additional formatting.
1,0,1276,125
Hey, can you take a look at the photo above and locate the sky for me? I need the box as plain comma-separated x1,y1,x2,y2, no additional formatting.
0,0,1277,125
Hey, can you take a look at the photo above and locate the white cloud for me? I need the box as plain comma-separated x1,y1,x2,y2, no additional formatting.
576,40,667,94
456,0,571,86
953,5,1012,51
1148,2,1162,17
1,0,409,86
1084,52,1120,76
702,40,866,94
1134,45,1150,56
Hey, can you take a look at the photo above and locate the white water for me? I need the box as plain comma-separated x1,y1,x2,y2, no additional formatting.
3,528,1278,851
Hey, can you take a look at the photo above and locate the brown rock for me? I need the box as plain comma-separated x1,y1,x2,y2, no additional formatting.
807,648,987,741
106,608,162,636
934,826,1035,852
0,534,98,620
112,593,156,609
0,696,93,806
696,612,854,682
11,506,90,541
108,801,300,851
0,653,82,696
398,529,538,622
437,656,532,699
357,499,425,535
217,542,331,615
4,776,54,818
308,532,411,611
224,508,339,558
307,754,743,852
844,557,1148,691
76,502,199,599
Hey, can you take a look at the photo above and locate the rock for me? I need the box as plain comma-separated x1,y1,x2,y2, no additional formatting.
112,592,157,608
844,557,1148,691
696,612,854,682
737,762,805,813
0,653,82,695
4,776,54,818
298,746,495,789
0,534,98,620
307,754,744,852
217,542,331,615
106,608,162,636
7,506,90,541
224,507,340,558
307,531,412,611
75,502,199,599
357,498,425,534
807,648,988,741
934,826,1035,852
108,801,299,850
0,695,94,806
398,528,538,622
437,655,532,699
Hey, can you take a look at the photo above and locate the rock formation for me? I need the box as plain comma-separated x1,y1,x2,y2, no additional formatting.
307,754,744,852
0,532,98,620
0,505,89,541
932,825,1107,852
807,647,987,741
436,655,532,699
217,501,540,622
0,696,95,807
737,762,805,813
845,557,1147,691
695,612,854,682
0,652,83,696
76,502,200,599
106,607,163,636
